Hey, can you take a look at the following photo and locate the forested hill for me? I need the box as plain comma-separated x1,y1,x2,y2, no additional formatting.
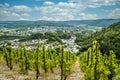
76,22,120,58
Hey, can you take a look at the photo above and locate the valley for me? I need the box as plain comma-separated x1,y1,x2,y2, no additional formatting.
0,19,120,80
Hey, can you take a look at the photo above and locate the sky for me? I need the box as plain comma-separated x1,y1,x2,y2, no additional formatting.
0,0,120,21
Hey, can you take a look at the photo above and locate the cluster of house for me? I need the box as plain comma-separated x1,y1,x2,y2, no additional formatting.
1,36,79,54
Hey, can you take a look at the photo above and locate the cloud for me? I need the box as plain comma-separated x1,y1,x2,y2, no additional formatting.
0,3,9,7
69,0,119,8
38,12,97,21
12,5,32,12
43,1,54,5
0,10,20,21
0,3,31,21
19,18,29,20
35,0,119,21
0,0,119,21
79,13,97,20
58,2,76,8
35,1,98,21
108,8,120,19
39,13,75,21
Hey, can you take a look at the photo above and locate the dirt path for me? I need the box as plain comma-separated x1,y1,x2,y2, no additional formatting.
68,57,84,80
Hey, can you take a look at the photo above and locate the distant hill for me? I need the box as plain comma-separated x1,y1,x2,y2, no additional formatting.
0,20,72,29
76,22,120,58
0,19,120,28
62,19,120,27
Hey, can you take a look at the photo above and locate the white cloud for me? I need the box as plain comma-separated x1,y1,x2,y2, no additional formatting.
58,2,76,8
43,1,54,5
0,10,20,21
0,3,9,7
19,18,29,20
4,3,9,7
39,13,75,21
0,0,119,21
12,5,32,12
35,1,98,21
0,3,31,21
79,13,97,20
35,0,119,21
69,0,119,8
108,8,120,19
39,12,97,21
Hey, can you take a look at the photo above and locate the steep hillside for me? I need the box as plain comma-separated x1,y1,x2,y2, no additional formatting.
76,22,120,58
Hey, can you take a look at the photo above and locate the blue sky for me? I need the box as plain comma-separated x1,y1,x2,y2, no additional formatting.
0,0,120,21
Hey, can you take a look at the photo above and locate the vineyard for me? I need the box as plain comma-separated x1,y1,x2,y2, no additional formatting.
0,0,120,79
0,42,78,80
80,40,120,80
0,40,120,80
